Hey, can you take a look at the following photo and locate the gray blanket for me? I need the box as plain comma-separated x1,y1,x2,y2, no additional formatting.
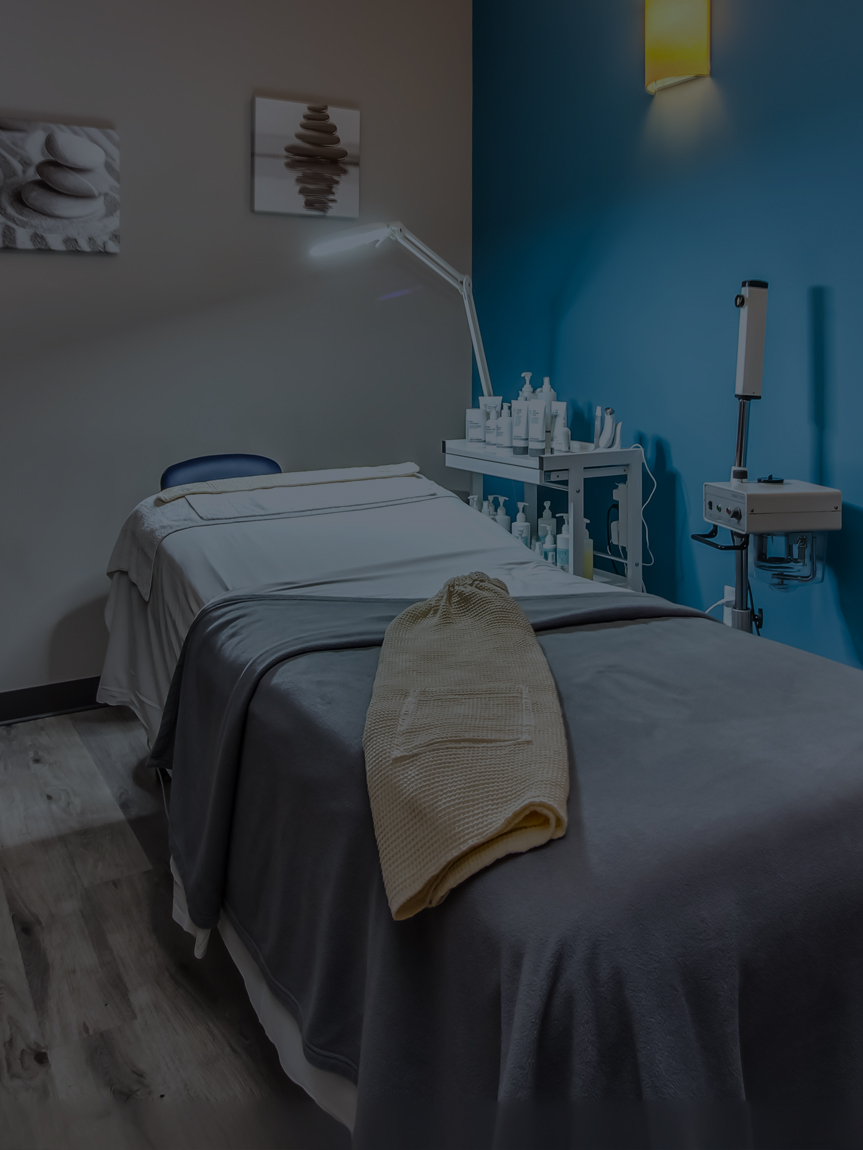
150,590,863,1149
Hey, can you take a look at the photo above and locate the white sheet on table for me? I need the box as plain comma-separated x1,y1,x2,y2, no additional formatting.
99,481,620,742
108,473,444,601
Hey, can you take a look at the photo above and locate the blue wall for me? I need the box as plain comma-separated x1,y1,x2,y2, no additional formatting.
473,0,863,666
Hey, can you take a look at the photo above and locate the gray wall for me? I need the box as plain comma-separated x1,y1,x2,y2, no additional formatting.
0,0,473,692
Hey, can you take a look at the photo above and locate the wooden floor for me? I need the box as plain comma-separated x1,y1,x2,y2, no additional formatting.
0,707,351,1150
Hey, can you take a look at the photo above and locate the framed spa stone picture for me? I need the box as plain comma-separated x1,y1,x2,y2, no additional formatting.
0,118,119,252
252,96,360,218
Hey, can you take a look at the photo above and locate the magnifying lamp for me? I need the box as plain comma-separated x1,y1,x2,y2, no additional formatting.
310,221,492,397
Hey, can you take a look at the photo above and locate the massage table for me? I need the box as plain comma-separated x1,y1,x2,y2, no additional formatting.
100,464,863,1148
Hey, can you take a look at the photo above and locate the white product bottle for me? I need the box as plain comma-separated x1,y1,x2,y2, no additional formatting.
481,499,494,517
512,401,530,455
533,539,544,556
497,402,513,450
520,371,534,397
555,513,570,572
538,377,557,432
468,494,479,510
551,401,569,452
485,408,497,446
582,517,594,579
539,501,555,533
496,497,511,532
542,532,557,565
512,501,531,546
528,399,547,456
466,409,485,444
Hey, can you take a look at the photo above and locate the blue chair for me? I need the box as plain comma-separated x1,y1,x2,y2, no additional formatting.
160,453,281,491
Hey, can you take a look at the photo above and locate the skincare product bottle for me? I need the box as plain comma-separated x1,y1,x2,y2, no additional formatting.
484,408,497,446
468,494,479,510
555,514,571,572
539,501,555,533
542,532,557,565
533,539,543,556
479,395,502,424
528,399,547,456
466,409,485,444
512,400,530,455
512,502,531,546
519,372,534,398
496,497,511,532
593,405,603,448
481,499,493,517
550,401,569,452
497,402,513,451
582,518,594,579
538,377,557,432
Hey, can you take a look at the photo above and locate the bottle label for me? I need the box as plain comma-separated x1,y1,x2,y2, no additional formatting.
556,547,569,570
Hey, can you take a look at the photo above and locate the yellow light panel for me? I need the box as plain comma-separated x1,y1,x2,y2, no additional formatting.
645,0,711,94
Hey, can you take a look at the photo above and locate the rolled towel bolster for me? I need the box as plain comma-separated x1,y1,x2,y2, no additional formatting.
363,572,569,920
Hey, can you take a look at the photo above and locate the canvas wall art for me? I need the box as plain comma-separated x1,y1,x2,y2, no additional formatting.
252,97,359,218
0,118,119,253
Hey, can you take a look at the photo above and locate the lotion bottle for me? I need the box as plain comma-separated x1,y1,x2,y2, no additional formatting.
539,501,555,533
512,502,531,546
528,399,547,456
497,402,513,451
538,377,557,433
496,497,511,532
481,499,494,517
466,409,485,444
542,531,557,565
555,514,570,572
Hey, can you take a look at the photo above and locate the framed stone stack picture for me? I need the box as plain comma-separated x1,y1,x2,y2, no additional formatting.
0,118,119,252
252,97,360,218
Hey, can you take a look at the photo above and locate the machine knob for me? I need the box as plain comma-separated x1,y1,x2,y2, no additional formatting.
735,294,746,308
730,508,742,521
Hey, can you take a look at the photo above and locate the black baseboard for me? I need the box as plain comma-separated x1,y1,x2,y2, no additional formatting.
0,676,105,726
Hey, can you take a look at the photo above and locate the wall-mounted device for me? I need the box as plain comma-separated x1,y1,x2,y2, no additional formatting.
692,281,842,632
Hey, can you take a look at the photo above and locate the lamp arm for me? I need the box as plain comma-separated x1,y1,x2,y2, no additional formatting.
461,277,493,398
388,224,493,397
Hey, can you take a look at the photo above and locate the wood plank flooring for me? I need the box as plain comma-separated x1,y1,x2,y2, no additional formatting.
0,707,351,1150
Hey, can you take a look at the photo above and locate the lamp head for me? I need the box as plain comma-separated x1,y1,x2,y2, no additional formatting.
309,221,402,257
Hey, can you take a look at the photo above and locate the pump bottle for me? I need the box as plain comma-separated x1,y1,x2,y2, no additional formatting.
555,514,571,572
496,497,511,532
539,501,555,533
512,502,531,546
497,403,513,451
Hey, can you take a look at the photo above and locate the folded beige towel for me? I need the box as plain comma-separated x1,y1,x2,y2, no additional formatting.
363,571,569,920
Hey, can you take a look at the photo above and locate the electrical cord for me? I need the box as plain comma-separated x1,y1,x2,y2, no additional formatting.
628,444,656,570
705,597,731,615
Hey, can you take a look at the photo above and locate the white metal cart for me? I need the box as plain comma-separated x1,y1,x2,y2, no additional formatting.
443,440,644,591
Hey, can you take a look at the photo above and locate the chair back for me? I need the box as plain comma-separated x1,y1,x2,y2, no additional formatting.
160,453,281,491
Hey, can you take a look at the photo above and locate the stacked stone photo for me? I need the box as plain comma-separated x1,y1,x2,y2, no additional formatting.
284,105,348,215
0,120,120,252
22,131,109,219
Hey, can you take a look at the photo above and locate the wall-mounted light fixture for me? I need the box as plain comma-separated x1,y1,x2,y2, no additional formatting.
645,0,710,94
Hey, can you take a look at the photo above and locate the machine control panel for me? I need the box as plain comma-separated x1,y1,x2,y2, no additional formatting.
703,479,842,534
